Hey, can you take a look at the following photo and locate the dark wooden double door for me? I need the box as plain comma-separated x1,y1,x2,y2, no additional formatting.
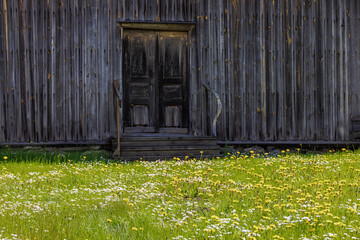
123,30,188,134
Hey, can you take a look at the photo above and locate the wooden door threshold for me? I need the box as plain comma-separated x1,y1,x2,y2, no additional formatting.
123,128,188,136
122,133,191,137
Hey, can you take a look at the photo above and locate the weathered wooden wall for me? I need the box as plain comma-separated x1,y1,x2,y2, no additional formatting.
0,0,121,142
212,0,360,142
0,0,360,143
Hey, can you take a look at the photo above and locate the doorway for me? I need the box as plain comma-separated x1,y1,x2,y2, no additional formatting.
122,29,189,134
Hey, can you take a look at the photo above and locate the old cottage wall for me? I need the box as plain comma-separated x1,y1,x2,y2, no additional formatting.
0,0,360,143
196,0,360,142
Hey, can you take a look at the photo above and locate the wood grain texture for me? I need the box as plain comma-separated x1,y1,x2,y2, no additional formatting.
0,0,359,144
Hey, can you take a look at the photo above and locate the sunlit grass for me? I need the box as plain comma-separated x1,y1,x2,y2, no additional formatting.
0,148,359,239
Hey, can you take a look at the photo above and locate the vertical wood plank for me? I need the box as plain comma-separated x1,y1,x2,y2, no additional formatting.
71,0,79,141
22,0,32,141
343,0,350,140
349,0,360,128
320,0,327,140
108,0,116,137
114,8,122,137
329,0,336,140
0,0,5,141
338,0,345,140
4,0,13,142
80,0,86,140
188,0,197,136
239,0,246,140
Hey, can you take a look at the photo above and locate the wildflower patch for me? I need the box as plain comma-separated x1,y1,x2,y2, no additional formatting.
0,150,359,239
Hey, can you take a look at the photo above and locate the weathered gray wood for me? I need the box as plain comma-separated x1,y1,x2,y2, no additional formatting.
80,0,86,140
0,0,6,141
343,0,350,140
72,0,80,141
31,0,39,142
349,0,360,136
1,0,360,145
4,0,13,142
41,1,49,142
114,11,121,139
328,0,335,140
0,1,5,141
65,0,72,141
58,0,65,141
119,22,195,30
23,1,32,141
49,0,56,141
14,0,22,141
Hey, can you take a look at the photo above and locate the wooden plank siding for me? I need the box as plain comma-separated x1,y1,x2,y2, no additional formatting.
0,0,360,144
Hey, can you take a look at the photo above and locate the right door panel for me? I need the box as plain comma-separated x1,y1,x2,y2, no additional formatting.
159,32,189,130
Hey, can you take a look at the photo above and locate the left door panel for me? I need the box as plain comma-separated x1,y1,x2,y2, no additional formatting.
123,30,157,132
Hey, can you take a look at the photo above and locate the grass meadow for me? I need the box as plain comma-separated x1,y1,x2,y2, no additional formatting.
0,148,359,239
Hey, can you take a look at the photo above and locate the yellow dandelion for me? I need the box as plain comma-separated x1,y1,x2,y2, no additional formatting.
106,219,112,222
348,207,357,213
132,227,138,231
334,222,346,227
3,156,8,160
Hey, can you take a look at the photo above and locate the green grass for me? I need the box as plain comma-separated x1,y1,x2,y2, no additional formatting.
0,148,359,239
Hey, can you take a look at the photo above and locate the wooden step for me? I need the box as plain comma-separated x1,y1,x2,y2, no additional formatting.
112,135,220,161
118,155,219,161
118,146,220,161
115,136,218,148
120,147,220,157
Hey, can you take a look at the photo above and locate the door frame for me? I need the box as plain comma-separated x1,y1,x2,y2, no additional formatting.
118,21,195,136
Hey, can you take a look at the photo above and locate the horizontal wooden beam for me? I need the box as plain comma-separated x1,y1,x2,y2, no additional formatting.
118,21,195,31
0,141,109,147
217,141,360,146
